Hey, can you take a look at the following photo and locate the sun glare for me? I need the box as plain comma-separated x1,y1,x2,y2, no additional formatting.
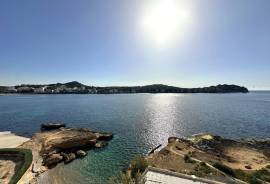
140,0,192,47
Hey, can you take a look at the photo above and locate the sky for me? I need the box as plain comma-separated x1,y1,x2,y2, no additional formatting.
0,0,269,89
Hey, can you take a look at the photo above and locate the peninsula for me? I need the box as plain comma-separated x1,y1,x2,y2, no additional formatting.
122,134,270,184
0,81,248,94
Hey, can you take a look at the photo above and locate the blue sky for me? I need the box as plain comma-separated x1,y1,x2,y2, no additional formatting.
0,0,269,89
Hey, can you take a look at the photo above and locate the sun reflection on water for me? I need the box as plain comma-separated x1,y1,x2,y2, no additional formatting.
143,94,182,147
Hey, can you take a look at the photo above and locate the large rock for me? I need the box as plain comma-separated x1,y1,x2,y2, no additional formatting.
43,154,63,166
42,128,97,153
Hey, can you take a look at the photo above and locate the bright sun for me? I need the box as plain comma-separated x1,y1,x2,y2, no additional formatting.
140,0,191,47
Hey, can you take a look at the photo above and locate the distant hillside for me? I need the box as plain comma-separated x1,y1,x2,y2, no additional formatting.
0,82,248,94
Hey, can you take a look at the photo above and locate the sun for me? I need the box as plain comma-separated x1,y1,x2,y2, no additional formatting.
140,0,191,47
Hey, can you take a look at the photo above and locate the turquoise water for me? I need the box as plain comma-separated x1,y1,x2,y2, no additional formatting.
0,92,270,183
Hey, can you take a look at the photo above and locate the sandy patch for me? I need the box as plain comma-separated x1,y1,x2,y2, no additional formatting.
223,147,270,170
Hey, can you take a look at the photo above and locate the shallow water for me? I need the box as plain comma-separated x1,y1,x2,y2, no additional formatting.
0,92,269,183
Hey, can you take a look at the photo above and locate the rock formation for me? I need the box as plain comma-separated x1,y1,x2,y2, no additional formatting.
22,126,113,168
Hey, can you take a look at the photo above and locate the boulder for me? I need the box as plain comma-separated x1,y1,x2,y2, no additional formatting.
63,153,76,163
95,132,113,141
43,154,63,166
95,141,108,148
76,150,87,158
42,128,97,153
60,152,68,160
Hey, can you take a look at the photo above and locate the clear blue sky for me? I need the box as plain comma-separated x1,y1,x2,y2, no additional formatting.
0,0,269,89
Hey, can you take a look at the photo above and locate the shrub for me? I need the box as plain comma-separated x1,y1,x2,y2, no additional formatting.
253,168,270,182
184,154,195,163
130,156,148,178
213,162,235,177
233,169,250,182
213,162,270,183
200,162,206,166
249,176,261,184
192,162,212,177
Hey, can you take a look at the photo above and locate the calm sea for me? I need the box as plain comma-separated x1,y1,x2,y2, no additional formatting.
0,92,269,183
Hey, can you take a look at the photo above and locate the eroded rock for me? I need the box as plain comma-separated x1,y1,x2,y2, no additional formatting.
32,127,113,169
42,128,97,153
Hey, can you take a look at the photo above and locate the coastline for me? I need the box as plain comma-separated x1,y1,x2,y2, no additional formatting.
1,126,114,184
0,92,269,183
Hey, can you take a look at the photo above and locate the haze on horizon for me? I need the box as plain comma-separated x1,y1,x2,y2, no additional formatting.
0,0,269,90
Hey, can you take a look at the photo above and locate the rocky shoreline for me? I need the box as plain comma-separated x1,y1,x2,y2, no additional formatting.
17,124,113,183
145,134,270,184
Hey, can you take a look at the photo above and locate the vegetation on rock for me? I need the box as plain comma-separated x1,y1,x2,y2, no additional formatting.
0,148,32,184
130,156,148,178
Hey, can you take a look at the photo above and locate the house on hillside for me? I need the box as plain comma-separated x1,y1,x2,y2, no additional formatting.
34,87,45,93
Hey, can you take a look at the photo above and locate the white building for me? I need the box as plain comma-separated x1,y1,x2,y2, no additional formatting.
34,87,45,93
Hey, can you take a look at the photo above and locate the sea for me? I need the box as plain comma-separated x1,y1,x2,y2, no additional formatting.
0,92,269,183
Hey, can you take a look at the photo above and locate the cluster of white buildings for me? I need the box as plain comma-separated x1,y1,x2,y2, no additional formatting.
10,85,98,94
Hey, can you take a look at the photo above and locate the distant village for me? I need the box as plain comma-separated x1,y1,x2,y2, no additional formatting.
0,81,249,94
4,84,98,94
0,81,140,94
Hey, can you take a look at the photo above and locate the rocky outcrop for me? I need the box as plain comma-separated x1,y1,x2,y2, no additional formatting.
42,128,97,153
147,134,270,184
31,127,113,167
